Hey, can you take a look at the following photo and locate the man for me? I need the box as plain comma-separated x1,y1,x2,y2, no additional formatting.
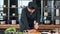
19,2,40,32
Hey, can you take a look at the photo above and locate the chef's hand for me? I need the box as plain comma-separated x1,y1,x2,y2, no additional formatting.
34,22,39,29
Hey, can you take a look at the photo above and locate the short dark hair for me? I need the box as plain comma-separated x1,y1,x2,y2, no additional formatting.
28,2,37,9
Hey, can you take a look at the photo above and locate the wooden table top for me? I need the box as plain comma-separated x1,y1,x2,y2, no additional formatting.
0,24,60,30
0,24,19,29
39,25,60,29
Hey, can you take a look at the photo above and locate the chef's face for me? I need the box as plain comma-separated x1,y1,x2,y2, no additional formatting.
28,8,35,13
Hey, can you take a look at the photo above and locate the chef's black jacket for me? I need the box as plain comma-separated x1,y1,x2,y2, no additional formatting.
19,7,40,32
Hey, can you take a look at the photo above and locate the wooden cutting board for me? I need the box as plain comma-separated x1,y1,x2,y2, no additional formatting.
27,29,41,34
27,32,40,34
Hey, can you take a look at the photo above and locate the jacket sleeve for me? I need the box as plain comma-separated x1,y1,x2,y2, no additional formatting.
36,10,40,24
19,8,30,32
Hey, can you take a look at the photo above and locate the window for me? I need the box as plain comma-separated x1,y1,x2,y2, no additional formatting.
0,0,33,24
0,0,4,20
